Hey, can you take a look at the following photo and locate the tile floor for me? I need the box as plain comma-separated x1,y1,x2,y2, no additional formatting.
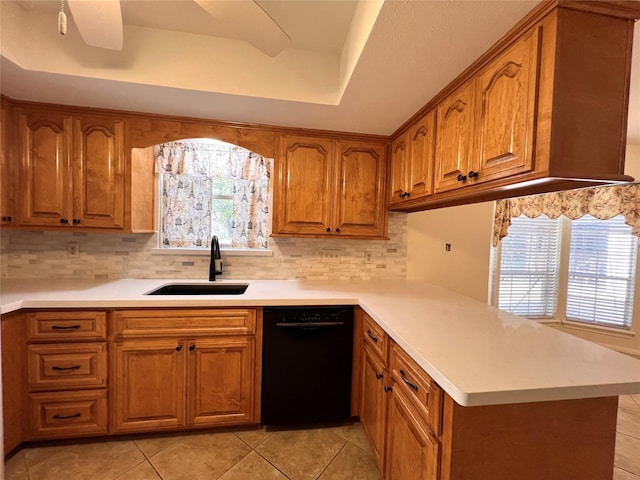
5,395,640,480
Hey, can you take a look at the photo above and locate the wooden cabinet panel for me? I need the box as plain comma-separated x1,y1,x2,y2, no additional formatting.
360,343,388,470
334,141,386,237
1,101,16,226
273,135,334,235
73,116,125,228
385,384,441,480
27,311,107,341
473,27,541,184
28,342,107,391
19,110,73,226
406,110,435,201
187,337,255,427
389,135,409,205
112,339,187,432
113,309,257,338
435,81,475,193
363,313,388,360
2,312,27,454
29,389,108,439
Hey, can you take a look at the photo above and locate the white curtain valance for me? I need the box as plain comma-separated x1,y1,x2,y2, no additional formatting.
154,142,270,181
493,184,640,247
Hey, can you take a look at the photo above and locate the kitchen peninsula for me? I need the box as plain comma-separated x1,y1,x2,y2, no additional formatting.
2,278,639,480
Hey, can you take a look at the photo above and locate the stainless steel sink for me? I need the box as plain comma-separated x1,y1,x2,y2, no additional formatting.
145,283,249,295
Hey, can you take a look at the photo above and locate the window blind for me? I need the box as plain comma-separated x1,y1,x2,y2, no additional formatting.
566,215,637,328
497,215,561,318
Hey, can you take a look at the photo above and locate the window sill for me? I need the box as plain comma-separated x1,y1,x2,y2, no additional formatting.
150,248,273,257
560,320,636,339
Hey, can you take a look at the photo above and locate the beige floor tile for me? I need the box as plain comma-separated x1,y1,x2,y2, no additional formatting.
620,396,640,413
115,461,162,480
134,433,187,458
24,440,145,480
233,426,273,449
615,432,640,475
318,443,382,480
5,450,29,480
218,451,287,480
618,406,640,440
149,431,251,480
256,427,347,480
614,468,640,480
329,423,372,454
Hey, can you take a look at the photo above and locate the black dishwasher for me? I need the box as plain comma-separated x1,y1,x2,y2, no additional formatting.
261,306,354,425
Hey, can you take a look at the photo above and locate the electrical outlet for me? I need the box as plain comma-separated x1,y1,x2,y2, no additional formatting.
321,249,341,263
364,251,373,264
67,242,79,258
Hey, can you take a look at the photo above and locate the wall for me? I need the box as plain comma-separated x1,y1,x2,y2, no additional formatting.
406,202,495,303
0,214,407,281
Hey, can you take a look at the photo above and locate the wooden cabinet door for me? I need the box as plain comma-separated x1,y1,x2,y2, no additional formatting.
407,110,436,201
389,134,409,205
1,102,15,226
112,340,187,432
434,81,475,193
273,135,334,235
19,110,73,227
360,343,388,470
73,116,125,228
385,383,440,480
334,141,387,237
473,27,541,184
187,336,255,427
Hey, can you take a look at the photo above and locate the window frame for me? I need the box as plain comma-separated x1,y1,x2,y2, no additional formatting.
492,214,639,335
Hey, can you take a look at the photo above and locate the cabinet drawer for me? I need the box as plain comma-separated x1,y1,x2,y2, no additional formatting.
28,343,107,391
363,313,388,360
390,342,443,436
113,309,257,338
29,389,108,439
27,311,107,341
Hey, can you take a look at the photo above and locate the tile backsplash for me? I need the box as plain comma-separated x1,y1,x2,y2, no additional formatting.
1,213,407,280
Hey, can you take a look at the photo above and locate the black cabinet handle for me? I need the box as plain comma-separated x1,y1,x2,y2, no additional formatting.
456,174,467,182
326,227,331,232
53,413,81,420
189,345,196,351
399,369,419,391
366,330,378,342
375,372,383,380
2,216,11,222
384,385,393,393
176,345,183,351
72,219,80,225
468,170,479,179
52,365,81,371
335,228,340,233
59,218,69,224
51,325,81,330
400,192,410,199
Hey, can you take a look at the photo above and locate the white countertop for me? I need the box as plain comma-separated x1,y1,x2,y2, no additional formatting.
1,278,639,407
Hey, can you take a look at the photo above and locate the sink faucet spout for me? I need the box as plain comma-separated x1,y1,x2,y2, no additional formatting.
209,236,222,281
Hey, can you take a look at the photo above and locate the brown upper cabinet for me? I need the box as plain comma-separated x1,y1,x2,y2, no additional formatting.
18,108,124,229
273,134,387,239
389,110,436,205
1,99,15,226
391,2,639,211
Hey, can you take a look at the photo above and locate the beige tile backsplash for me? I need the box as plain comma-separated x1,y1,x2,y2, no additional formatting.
1,213,407,280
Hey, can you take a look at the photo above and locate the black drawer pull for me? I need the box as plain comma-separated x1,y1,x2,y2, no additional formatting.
366,330,378,342
53,413,81,420
51,325,81,330
52,365,81,371
399,369,418,391
375,372,383,380
384,385,392,393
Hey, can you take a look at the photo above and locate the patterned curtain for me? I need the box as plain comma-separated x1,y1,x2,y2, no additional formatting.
493,184,640,246
155,142,271,248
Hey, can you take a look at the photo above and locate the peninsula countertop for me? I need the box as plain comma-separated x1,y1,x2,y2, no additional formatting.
1,278,639,407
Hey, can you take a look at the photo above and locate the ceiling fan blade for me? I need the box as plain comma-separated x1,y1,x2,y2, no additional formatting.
194,0,291,57
67,0,123,51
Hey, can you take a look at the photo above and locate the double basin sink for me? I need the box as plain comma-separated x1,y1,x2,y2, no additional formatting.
145,283,249,295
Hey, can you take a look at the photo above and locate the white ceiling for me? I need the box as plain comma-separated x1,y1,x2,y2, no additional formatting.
1,0,639,143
